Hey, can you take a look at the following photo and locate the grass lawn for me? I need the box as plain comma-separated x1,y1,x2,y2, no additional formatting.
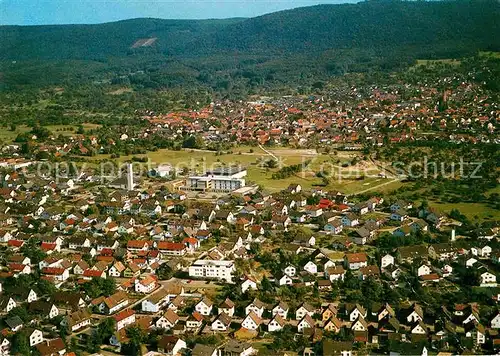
428,201,500,221
0,125,31,143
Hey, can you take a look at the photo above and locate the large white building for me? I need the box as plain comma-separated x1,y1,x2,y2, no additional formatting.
188,260,235,283
185,167,246,193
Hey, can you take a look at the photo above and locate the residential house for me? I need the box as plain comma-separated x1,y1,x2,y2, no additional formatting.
195,298,214,316
63,309,92,332
241,311,262,331
296,303,315,321
156,309,180,330
268,314,286,332
245,299,265,318
135,275,157,293
345,253,368,270
114,309,136,331
157,335,186,355
211,313,232,332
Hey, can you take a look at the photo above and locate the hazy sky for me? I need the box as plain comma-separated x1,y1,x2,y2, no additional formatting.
1,0,359,26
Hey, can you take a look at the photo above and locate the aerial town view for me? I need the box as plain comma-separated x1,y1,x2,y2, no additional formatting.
0,0,499,355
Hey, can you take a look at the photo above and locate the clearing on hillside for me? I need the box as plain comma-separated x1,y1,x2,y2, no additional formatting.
131,38,157,48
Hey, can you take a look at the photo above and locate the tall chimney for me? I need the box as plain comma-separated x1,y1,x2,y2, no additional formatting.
451,229,456,242
126,163,134,191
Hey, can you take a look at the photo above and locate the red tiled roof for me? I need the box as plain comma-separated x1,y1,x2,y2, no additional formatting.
83,269,104,277
157,242,185,251
8,263,27,271
183,238,198,246
8,240,24,247
127,240,149,249
41,242,57,251
42,267,65,275
114,309,135,322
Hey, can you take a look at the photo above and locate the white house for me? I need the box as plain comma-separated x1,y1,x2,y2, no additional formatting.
134,275,157,293
296,303,315,321
466,258,478,268
108,262,126,278
42,267,70,282
28,329,44,347
491,313,500,329
303,261,318,275
411,321,427,335
141,289,170,313
114,310,136,331
297,315,315,333
480,272,497,287
351,317,368,332
155,310,179,330
211,313,231,332
218,299,235,317
325,266,346,282
245,299,265,318
158,335,186,355
442,265,453,278
241,277,258,293
272,302,289,319
417,265,432,277
345,253,368,270
268,314,285,332
284,265,296,277
472,246,492,258
381,254,394,269
241,312,262,330
277,274,293,286
348,305,367,322
195,298,213,316
407,305,423,323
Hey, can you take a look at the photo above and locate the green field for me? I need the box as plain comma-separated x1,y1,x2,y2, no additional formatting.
415,58,461,66
428,201,500,221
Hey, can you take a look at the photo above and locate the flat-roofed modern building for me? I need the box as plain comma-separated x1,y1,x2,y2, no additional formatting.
185,166,247,193
188,260,235,283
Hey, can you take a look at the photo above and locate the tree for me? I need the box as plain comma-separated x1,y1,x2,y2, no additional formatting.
11,332,30,355
102,278,117,296
38,278,57,297
261,276,273,292
97,318,116,344
266,159,278,169
20,239,46,264
156,263,174,280
122,326,145,356
82,277,116,298
7,307,31,323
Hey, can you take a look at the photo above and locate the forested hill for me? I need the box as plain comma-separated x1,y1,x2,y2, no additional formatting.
1,0,498,61
203,0,499,55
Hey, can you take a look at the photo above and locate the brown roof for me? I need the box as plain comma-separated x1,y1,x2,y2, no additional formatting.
163,309,179,325
35,338,66,356
346,253,368,263
247,311,262,325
